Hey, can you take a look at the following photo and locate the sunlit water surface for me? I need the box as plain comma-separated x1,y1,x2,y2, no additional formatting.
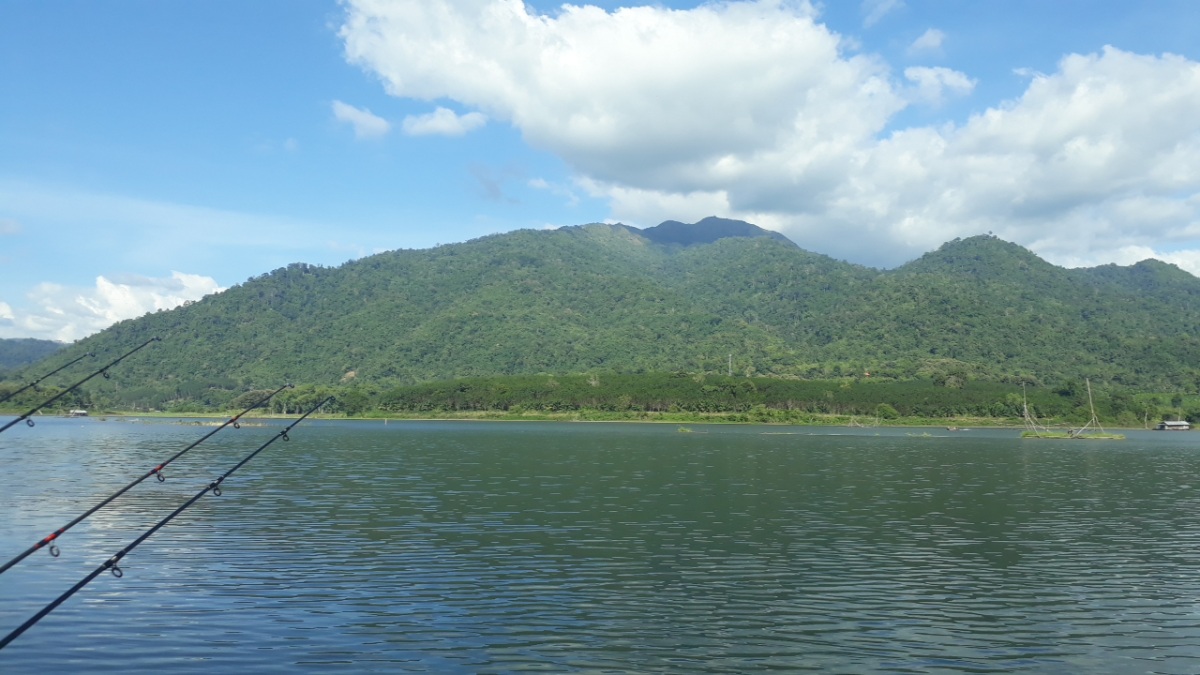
3,418,1200,673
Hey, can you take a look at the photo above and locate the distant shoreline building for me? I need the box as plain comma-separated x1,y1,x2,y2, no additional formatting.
1155,420,1190,431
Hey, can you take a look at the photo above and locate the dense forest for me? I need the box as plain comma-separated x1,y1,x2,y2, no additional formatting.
3,217,1200,422
0,338,64,373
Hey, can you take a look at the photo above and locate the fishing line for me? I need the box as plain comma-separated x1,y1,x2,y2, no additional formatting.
0,395,333,651
0,337,161,435
0,352,96,406
0,383,294,575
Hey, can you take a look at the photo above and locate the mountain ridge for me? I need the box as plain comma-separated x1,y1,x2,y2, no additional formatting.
627,216,797,248
7,218,1200,409
0,338,66,373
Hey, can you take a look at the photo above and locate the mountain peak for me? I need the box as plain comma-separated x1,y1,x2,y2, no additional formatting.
636,217,796,247
897,234,1057,280
1084,257,1200,295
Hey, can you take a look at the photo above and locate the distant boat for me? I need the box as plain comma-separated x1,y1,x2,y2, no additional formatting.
1021,380,1124,440
67,409,88,417
1155,420,1191,431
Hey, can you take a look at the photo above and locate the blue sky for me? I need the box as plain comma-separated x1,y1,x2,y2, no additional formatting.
2,0,1199,341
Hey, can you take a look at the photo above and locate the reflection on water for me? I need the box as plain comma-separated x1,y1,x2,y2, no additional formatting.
3,418,1200,672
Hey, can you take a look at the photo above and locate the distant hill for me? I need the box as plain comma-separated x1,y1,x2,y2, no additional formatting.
9,220,1200,410
0,338,65,373
630,216,797,247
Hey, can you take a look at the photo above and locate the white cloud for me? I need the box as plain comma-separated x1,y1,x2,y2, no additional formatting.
0,272,223,342
578,177,734,227
904,66,976,105
342,0,899,195
1159,250,1200,276
332,99,391,139
908,28,944,54
0,218,20,235
915,48,1200,265
340,2,1200,271
862,0,903,28
402,106,487,136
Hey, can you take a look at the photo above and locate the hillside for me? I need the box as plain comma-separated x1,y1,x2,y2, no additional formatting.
0,338,65,373
6,220,1200,410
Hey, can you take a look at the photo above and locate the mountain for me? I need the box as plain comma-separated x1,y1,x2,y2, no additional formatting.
631,216,797,247
7,220,1200,409
0,338,66,373
896,234,1063,283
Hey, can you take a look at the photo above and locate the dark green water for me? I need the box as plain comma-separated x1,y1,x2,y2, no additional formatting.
3,418,1200,672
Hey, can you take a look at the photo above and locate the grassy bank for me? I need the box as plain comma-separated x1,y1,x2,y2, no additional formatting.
24,408,1034,429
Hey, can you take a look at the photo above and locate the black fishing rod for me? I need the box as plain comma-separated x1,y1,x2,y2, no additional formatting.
0,395,333,651
0,383,294,576
0,352,95,405
0,337,160,435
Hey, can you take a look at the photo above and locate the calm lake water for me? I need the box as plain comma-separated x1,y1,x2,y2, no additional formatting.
3,417,1200,673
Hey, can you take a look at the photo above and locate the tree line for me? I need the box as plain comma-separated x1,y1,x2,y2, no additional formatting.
8,226,1200,412
4,373,1196,427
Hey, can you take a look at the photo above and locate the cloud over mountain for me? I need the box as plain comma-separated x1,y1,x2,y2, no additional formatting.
340,0,1200,270
1,272,222,342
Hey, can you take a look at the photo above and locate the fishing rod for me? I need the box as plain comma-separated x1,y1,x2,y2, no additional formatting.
0,352,96,405
0,395,333,651
0,337,160,435
0,383,294,576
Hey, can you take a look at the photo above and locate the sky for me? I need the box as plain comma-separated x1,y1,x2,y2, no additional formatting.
2,0,1199,342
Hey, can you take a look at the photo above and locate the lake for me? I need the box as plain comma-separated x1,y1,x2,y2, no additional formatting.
2,417,1200,673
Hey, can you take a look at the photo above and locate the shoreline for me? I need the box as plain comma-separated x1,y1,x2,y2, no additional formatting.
5,408,1153,431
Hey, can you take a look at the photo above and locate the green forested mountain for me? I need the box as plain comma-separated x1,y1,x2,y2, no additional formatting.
6,219,1200,411
0,338,65,372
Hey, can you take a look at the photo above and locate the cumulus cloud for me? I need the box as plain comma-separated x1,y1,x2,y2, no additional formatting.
332,99,391,139
342,0,899,195
402,106,487,136
340,2,1200,271
900,48,1200,265
0,272,223,342
908,28,944,54
904,66,976,105
1159,250,1200,276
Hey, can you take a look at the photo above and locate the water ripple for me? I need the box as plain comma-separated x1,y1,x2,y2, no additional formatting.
4,421,1200,672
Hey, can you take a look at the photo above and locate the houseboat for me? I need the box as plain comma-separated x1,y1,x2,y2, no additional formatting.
1155,420,1190,431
